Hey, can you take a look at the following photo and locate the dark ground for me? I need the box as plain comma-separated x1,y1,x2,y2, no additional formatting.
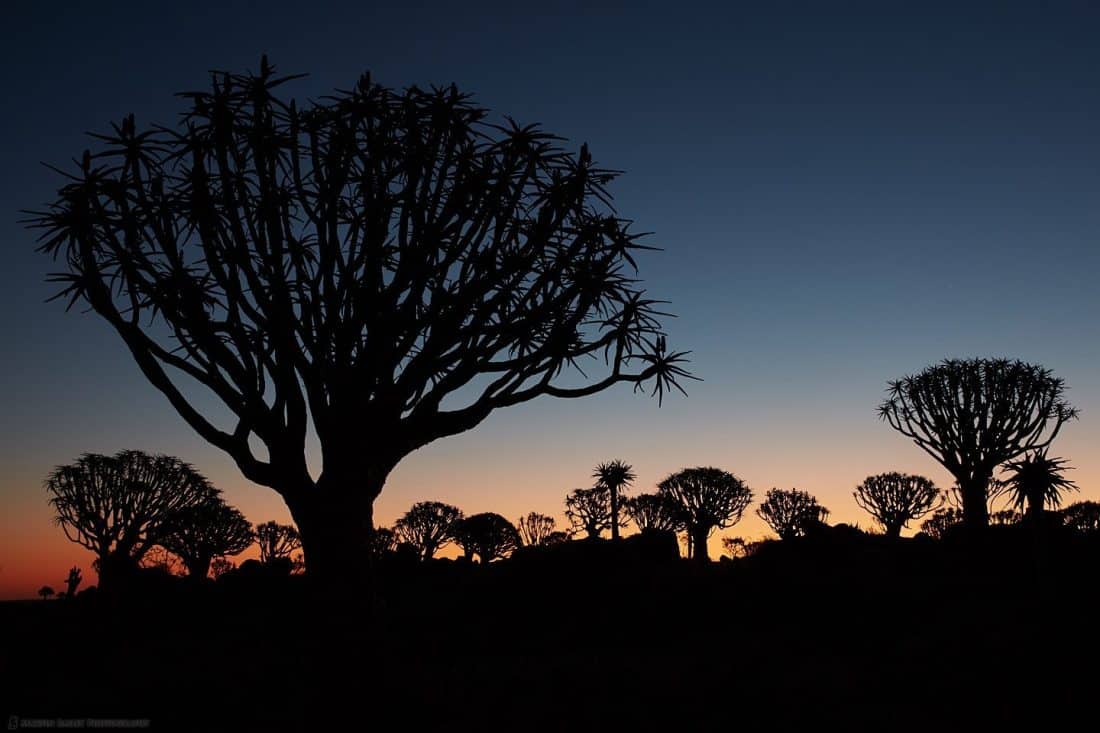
5,529,1099,731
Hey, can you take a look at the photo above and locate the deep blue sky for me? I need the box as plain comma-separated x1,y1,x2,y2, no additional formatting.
2,1,1098,594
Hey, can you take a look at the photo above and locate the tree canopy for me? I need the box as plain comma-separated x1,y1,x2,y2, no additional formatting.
27,57,690,581
658,467,753,562
46,450,215,586
879,358,1077,528
156,497,255,578
853,473,941,538
394,501,464,561
756,489,829,540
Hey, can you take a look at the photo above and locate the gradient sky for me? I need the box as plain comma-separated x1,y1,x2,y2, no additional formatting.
2,1,1098,598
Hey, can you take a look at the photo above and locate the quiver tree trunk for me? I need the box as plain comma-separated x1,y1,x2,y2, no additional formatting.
691,527,710,562
286,467,386,592
958,478,991,529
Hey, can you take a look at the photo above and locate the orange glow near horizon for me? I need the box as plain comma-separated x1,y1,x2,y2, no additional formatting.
3,393,1098,600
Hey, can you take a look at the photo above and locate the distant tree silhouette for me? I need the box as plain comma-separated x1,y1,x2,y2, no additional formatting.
565,487,622,539
141,546,184,576
625,493,683,533
156,497,255,578
1061,501,1100,535
209,558,236,578
989,510,1022,527
368,527,398,561
46,450,215,587
920,508,963,540
542,531,570,546
757,489,830,540
516,512,558,546
999,449,1078,527
721,537,748,559
594,461,635,541
453,513,521,563
394,502,464,561
880,359,1077,529
255,521,302,563
853,473,942,538
658,467,753,562
38,586,55,601
63,567,82,598
28,58,691,585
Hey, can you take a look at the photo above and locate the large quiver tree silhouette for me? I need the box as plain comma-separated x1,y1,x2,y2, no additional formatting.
853,472,941,538
453,513,520,563
756,488,829,540
394,501,463,561
254,521,302,564
28,58,690,584
879,358,1077,529
658,467,753,562
156,497,255,578
516,512,558,546
45,450,215,588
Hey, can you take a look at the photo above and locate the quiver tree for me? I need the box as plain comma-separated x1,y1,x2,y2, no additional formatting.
625,493,683,533
920,508,963,540
254,521,302,563
594,460,635,541
156,497,255,578
658,467,753,562
453,513,521,563
998,449,1078,527
46,450,215,587
27,58,691,585
39,586,55,601
368,527,398,561
516,512,558,546
394,501,463,561
756,489,830,540
853,472,941,538
64,567,82,598
565,487,625,539
879,359,1077,529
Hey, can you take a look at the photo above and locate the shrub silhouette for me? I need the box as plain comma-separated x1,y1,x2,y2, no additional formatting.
63,567,82,598
757,489,830,540
516,512,559,546
156,497,255,578
209,558,236,579
453,513,521,564
254,521,302,564
626,493,683,533
46,450,215,588
593,460,636,541
880,359,1077,529
853,472,941,538
920,508,963,540
998,449,1077,526
394,502,463,561
38,586,55,600
658,467,753,562
1061,501,1100,535
27,57,691,585
565,487,625,539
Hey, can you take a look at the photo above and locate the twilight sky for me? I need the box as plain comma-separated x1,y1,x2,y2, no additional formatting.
2,1,1098,598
